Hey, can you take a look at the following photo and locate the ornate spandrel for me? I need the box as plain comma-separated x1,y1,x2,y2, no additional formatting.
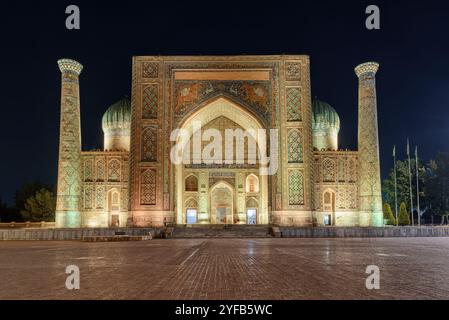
173,81,272,125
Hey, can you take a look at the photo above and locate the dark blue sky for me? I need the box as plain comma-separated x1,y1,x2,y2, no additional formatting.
1,0,449,204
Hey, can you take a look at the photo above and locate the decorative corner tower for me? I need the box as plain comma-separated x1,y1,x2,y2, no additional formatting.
355,62,383,227
55,59,83,228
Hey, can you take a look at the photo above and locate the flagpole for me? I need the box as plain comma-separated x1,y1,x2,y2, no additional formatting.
415,146,421,226
393,145,398,226
407,138,414,226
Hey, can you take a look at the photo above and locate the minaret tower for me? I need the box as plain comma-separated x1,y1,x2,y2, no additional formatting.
55,59,83,228
355,62,383,227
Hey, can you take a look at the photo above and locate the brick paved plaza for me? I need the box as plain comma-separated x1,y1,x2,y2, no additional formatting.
1,238,449,300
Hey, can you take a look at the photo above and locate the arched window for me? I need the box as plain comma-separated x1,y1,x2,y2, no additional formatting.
246,198,258,209
323,189,335,226
348,158,356,182
84,187,93,209
110,191,120,212
322,158,336,182
96,158,105,181
338,158,346,182
84,159,93,182
323,190,336,212
185,175,198,192
108,159,121,182
96,186,105,209
245,174,259,193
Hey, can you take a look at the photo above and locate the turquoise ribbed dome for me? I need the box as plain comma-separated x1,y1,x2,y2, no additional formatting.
312,99,340,130
102,98,131,131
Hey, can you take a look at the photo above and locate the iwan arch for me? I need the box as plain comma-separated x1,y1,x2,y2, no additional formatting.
54,55,383,228
173,96,271,226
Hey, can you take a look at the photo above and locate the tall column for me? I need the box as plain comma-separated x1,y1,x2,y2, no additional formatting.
355,62,383,227
55,59,83,228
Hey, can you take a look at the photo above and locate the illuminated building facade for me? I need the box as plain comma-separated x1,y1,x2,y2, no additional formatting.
55,56,382,228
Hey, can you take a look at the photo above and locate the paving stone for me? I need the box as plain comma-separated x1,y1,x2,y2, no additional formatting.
0,238,449,299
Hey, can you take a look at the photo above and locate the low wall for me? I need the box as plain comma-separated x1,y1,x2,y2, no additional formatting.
0,222,55,229
2,226,449,240
0,227,163,240
279,226,449,238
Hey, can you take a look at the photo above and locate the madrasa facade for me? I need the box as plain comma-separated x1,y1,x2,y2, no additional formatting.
55,55,383,228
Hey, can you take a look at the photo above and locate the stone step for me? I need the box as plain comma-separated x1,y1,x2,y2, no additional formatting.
82,235,152,242
172,225,272,238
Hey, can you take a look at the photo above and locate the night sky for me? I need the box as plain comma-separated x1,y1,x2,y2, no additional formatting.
1,0,449,204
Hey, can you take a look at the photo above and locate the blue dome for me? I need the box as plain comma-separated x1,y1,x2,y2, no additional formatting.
312,99,340,130
102,98,131,131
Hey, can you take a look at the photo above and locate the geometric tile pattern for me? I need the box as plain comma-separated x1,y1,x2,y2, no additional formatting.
287,129,303,163
142,84,158,119
84,159,93,181
142,62,158,78
140,168,157,205
142,126,157,162
96,159,105,181
322,157,336,182
337,158,345,182
288,170,304,205
286,87,301,121
108,159,121,182
285,62,301,81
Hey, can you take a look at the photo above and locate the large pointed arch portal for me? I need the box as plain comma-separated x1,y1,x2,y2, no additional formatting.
173,97,269,225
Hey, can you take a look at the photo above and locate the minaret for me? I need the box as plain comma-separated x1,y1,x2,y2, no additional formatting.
55,59,83,228
355,62,383,227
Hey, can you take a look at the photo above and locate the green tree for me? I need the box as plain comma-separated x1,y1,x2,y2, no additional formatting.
20,188,56,222
398,202,411,226
383,159,425,215
383,203,396,225
14,181,52,216
424,153,449,224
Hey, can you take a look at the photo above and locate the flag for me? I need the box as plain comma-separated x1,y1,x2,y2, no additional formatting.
393,145,396,157
415,145,418,158
406,139,410,156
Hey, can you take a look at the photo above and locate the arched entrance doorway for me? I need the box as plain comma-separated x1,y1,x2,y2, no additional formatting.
323,189,336,226
173,96,269,225
246,197,258,224
107,189,120,227
210,182,234,224
185,197,198,224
